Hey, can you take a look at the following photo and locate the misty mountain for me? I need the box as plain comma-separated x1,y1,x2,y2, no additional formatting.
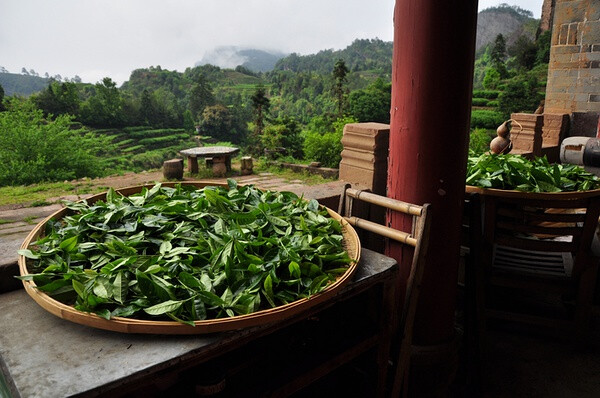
476,4,539,51
196,47,287,73
0,72,49,96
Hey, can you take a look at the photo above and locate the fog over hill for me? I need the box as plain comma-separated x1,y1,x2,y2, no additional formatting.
196,47,288,73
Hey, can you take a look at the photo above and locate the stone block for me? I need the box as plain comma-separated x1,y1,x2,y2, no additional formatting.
589,3,600,20
555,0,588,24
571,112,600,136
581,21,600,46
553,45,583,54
339,122,390,195
559,23,570,45
510,113,543,154
542,113,570,146
568,23,579,45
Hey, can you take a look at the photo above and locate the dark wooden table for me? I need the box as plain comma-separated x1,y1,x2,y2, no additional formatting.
0,248,398,398
179,146,240,174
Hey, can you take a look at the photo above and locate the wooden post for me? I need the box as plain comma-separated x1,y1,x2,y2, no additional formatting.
388,0,478,394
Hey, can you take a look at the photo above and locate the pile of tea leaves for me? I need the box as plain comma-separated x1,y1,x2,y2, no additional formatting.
466,153,600,192
18,180,352,324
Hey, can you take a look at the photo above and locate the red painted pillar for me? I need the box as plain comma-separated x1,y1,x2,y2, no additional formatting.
387,0,478,348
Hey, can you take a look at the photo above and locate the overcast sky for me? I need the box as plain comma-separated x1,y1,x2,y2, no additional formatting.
0,1,543,85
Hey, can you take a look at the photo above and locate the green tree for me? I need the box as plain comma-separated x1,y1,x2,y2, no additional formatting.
189,75,215,120
0,84,5,112
183,109,195,133
139,88,156,125
497,75,542,117
347,78,391,123
250,85,270,154
535,30,552,65
508,35,537,70
490,34,508,78
303,116,356,168
261,117,303,158
482,67,502,90
332,59,349,117
34,80,80,117
199,104,233,142
0,99,110,186
80,77,125,127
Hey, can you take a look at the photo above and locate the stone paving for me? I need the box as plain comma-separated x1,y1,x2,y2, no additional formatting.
0,173,344,292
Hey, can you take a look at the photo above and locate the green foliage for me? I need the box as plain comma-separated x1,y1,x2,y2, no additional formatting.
470,109,505,129
33,80,80,117
467,153,600,192
472,89,500,99
471,98,489,107
479,4,534,19
137,133,190,147
0,100,111,186
189,75,215,120
535,30,552,65
303,116,356,168
183,109,195,132
273,38,392,76
332,59,349,117
261,117,304,158
20,182,351,322
129,147,184,170
79,78,125,127
508,35,538,70
482,67,502,90
497,75,542,117
347,78,391,123
469,128,493,154
0,84,5,112
0,72,50,96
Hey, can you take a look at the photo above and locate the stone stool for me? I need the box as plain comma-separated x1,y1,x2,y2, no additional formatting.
241,156,253,175
163,158,184,180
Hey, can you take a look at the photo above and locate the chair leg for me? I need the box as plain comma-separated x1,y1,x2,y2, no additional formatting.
574,264,599,340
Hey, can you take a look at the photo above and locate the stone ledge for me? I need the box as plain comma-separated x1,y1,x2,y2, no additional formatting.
276,162,339,179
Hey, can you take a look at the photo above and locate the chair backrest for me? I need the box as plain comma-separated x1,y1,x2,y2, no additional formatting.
338,185,431,397
480,189,600,279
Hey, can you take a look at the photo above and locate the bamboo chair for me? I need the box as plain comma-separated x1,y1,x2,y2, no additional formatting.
338,185,431,397
475,189,600,336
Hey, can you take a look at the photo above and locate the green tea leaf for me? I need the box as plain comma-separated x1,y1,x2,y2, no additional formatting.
144,300,183,315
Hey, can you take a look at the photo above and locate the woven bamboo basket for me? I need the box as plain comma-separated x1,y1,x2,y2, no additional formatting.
18,181,361,334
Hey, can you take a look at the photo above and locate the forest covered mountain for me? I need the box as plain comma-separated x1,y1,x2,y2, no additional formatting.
1,4,548,187
2,4,540,98
0,72,49,96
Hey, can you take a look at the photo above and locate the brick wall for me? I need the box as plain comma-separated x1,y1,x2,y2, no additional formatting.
545,0,600,119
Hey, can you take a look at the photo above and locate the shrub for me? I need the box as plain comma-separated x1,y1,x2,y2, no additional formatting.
497,76,543,117
470,109,505,130
472,90,500,99
471,98,489,107
469,128,493,154
0,100,111,186
303,116,356,168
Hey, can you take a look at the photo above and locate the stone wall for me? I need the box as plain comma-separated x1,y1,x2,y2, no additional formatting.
540,0,555,33
545,0,600,133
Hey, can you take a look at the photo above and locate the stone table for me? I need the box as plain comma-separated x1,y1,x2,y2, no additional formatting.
179,146,240,176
